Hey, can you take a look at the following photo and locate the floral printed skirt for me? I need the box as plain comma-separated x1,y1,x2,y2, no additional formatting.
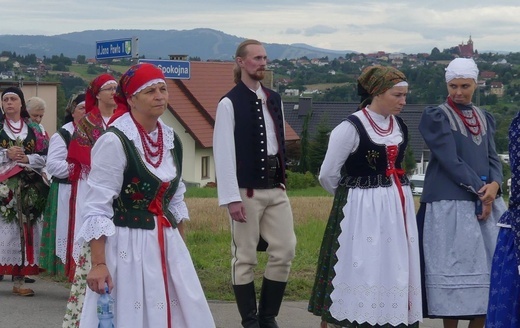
62,243,90,328
308,183,347,321
486,226,520,328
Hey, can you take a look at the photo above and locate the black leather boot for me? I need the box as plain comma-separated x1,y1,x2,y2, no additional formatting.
233,282,260,328
258,277,287,328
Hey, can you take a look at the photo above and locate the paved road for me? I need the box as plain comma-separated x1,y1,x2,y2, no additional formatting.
0,275,449,328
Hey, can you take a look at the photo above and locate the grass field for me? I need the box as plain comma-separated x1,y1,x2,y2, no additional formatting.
184,189,428,301
184,195,334,300
67,63,134,81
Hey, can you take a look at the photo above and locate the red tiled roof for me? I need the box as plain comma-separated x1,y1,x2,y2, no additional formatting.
167,61,299,148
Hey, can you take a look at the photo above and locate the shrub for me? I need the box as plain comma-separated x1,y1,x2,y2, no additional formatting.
286,170,317,190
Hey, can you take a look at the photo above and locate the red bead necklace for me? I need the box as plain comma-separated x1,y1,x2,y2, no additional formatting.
130,113,164,168
362,107,394,136
447,97,481,136
5,118,24,134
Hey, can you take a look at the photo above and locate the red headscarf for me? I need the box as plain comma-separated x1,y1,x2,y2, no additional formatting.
108,63,166,125
85,73,117,114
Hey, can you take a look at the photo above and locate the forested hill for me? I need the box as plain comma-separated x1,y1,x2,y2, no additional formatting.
0,28,355,61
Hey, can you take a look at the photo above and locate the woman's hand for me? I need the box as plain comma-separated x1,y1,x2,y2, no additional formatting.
86,263,113,294
478,181,500,205
87,236,112,294
477,202,492,220
7,146,24,161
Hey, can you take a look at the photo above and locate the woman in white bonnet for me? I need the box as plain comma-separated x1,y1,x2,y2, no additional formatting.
417,58,506,328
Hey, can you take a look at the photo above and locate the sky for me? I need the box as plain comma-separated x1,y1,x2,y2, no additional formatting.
3,0,520,54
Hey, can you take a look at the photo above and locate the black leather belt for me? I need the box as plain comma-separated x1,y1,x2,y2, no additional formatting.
267,155,280,179
267,155,281,188
52,177,71,184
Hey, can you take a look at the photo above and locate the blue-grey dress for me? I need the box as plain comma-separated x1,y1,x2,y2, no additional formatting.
417,101,506,318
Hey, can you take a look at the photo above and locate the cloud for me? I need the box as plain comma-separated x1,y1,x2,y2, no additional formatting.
284,28,302,35
303,25,338,36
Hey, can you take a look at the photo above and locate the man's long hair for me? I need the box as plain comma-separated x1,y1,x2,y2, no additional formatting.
233,39,263,84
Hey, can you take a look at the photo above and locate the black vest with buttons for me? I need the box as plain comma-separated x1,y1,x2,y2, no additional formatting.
225,81,286,189
343,114,410,189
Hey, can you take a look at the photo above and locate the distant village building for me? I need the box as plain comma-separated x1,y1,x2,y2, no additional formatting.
480,71,497,80
490,81,504,97
284,89,300,96
492,59,508,66
457,36,474,58
389,53,405,60
0,71,14,79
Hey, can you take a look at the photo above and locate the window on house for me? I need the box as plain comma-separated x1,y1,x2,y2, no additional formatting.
201,156,210,179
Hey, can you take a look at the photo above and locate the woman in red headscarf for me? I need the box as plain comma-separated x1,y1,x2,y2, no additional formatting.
76,63,214,327
63,74,117,327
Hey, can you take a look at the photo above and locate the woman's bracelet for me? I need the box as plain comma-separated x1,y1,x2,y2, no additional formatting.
94,262,106,267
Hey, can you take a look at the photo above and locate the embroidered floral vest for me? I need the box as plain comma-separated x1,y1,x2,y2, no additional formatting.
109,127,183,230
0,119,48,155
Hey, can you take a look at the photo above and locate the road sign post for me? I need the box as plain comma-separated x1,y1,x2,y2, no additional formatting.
96,37,138,60
138,59,191,79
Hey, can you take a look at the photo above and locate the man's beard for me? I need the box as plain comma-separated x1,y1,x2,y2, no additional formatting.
248,70,265,81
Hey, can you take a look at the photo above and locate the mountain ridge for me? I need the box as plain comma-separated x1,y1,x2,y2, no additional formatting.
0,28,356,61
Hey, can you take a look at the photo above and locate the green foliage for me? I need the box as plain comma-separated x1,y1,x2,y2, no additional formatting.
76,55,86,64
87,64,104,75
428,47,454,60
308,123,331,175
185,186,218,198
286,170,317,190
286,186,330,197
55,86,67,129
296,112,311,173
403,144,417,176
59,76,87,99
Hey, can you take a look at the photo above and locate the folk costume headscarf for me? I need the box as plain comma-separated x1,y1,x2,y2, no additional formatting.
1,87,47,152
445,58,479,83
357,65,407,109
63,93,86,124
2,86,30,119
67,74,116,181
85,74,117,114
108,63,166,125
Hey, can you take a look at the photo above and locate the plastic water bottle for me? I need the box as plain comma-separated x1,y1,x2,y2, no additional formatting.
97,285,115,328
475,175,487,215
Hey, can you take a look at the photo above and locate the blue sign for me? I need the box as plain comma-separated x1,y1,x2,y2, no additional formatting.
138,59,191,80
96,38,135,60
